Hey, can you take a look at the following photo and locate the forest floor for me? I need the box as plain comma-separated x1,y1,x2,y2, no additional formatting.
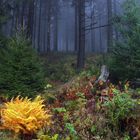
0,53,140,140
41,52,102,84
40,53,140,140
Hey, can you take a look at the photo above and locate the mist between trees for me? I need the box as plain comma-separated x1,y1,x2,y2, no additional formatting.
2,0,122,53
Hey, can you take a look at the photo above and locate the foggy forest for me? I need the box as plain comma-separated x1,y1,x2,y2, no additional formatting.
0,0,140,140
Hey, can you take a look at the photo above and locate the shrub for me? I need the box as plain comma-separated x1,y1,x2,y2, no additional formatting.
0,33,45,97
104,89,136,132
109,0,140,81
0,96,51,137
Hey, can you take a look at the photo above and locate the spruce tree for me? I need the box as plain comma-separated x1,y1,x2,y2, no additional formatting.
109,0,140,81
0,33,45,97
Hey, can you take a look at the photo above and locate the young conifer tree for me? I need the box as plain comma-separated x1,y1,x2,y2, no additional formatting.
109,0,140,81
0,32,45,97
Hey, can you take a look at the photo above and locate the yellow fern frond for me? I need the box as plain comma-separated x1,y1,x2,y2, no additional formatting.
0,96,51,135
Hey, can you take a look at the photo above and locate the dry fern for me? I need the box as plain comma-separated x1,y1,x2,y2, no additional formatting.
0,96,51,134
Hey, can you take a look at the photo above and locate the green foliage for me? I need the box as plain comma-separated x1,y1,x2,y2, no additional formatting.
65,123,77,135
46,62,76,82
80,66,99,78
90,125,97,134
65,93,87,111
43,54,101,83
37,132,59,140
65,123,79,140
123,134,131,140
43,53,76,82
104,89,136,131
109,0,140,81
53,107,67,113
0,33,45,97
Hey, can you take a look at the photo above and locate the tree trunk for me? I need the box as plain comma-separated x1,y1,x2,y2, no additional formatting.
27,0,34,38
74,1,78,52
21,0,26,28
107,0,113,50
77,0,85,70
66,14,69,52
53,9,58,52
37,0,42,52
47,0,51,52
113,0,119,40
33,0,37,48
